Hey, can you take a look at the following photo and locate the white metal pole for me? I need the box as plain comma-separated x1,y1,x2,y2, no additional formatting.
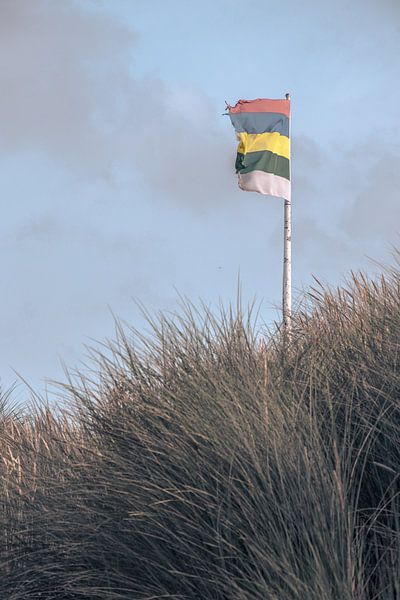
283,93,292,337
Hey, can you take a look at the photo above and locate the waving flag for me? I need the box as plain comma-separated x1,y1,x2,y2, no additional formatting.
228,98,291,200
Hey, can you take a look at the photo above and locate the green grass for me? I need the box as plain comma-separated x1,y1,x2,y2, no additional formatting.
0,266,399,598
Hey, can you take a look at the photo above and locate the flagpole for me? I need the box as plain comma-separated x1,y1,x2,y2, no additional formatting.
283,92,292,338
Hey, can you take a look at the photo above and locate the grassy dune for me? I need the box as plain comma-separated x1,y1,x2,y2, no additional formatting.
0,267,399,599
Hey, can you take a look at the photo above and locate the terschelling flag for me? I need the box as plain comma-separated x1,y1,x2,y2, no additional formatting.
228,98,291,200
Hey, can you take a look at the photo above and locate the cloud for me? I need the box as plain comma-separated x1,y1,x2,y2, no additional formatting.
0,1,134,170
10,213,141,256
365,0,400,14
269,130,400,290
343,151,400,244
0,0,234,205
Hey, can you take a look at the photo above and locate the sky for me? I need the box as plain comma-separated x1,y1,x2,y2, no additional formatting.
1,0,400,396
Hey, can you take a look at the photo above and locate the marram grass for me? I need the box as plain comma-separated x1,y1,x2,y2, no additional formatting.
0,267,399,599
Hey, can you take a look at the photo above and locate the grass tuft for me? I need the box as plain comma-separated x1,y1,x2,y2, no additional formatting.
0,267,399,598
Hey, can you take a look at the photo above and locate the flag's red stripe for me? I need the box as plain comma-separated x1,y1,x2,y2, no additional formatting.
229,98,290,117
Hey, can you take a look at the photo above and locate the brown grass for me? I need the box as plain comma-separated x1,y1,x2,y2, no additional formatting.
0,266,399,599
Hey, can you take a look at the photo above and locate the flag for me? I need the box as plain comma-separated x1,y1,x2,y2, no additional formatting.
228,98,291,200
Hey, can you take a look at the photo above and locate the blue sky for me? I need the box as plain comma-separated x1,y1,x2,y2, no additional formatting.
1,0,400,395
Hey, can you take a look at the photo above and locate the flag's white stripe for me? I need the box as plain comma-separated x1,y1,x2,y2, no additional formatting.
238,171,291,200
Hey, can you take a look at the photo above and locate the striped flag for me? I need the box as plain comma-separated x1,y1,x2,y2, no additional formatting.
228,98,291,200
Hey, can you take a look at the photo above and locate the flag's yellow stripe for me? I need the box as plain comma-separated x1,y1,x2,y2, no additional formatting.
237,132,290,160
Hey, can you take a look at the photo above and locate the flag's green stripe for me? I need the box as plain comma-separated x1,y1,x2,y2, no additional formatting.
230,112,289,136
236,151,290,180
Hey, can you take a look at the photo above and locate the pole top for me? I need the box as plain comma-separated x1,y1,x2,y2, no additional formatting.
285,93,291,100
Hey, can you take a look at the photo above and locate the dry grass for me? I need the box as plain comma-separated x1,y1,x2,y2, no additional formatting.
0,266,399,599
